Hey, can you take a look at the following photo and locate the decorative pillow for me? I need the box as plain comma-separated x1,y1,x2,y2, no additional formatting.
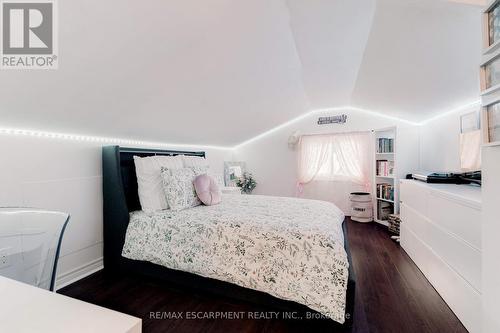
134,155,183,212
161,167,201,211
191,165,209,176
193,174,222,206
182,155,209,168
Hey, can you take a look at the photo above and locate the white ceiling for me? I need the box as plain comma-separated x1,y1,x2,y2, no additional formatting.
286,0,376,109
351,0,483,122
0,0,484,145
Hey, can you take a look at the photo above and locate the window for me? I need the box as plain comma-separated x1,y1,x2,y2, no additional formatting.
297,132,372,186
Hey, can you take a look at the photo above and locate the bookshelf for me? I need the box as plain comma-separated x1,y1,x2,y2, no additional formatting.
372,127,397,225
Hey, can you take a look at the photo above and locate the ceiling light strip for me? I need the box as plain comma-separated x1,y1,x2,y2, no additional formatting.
234,106,420,149
0,100,482,150
0,127,234,151
417,100,481,125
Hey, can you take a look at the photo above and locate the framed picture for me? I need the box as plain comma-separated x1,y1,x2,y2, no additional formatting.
486,102,500,143
460,111,480,134
485,0,500,48
224,161,246,187
481,55,500,92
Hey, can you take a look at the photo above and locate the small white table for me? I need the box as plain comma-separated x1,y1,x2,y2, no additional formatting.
221,186,242,195
0,276,141,333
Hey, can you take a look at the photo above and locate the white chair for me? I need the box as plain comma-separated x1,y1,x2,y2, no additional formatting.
0,208,69,291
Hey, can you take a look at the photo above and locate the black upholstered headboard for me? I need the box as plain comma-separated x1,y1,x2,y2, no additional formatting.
102,146,205,270
114,146,205,212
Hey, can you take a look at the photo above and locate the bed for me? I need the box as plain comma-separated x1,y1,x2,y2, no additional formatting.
102,146,356,326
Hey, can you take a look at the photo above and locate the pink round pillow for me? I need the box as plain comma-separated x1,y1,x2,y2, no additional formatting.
193,174,222,206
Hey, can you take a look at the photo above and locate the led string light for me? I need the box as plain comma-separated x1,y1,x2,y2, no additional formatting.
417,100,481,125
234,101,481,149
0,100,481,150
0,127,233,151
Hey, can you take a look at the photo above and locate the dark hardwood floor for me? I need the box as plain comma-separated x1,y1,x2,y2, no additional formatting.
59,219,467,333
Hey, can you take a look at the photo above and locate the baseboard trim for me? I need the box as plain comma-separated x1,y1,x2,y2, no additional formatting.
55,257,103,291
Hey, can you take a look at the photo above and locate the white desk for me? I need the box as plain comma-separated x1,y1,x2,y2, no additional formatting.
0,276,141,333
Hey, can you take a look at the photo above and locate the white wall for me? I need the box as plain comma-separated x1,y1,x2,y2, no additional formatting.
419,113,462,172
233,108,420,212
419,105,479,172
0,135,232,289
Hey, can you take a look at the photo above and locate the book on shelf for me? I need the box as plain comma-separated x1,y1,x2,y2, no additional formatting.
378,201,394,221
377,138,394,153
388,214,401,235
376,183,394,201
376,160,394,177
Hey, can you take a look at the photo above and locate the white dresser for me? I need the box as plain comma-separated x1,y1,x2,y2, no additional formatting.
400,180,481,333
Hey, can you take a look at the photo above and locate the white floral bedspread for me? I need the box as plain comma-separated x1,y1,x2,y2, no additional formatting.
122,194,348,323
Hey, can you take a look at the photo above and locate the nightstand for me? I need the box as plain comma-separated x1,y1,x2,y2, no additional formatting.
221,186,242,195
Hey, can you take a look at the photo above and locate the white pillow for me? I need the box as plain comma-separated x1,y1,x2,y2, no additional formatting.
161,167,201,211
133,155,183,212
182,155,209,168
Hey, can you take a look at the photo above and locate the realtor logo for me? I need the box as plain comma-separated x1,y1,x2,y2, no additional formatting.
1,0,57,69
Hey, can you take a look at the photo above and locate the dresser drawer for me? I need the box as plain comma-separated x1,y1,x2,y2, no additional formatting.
401,203,430,241
426,217,481,292
427,192,481,250
401,224,481,333
400,181,429,219
402,202,481,292
400,180,482,333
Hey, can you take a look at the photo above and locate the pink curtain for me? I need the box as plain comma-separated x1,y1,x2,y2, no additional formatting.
297,132,373,211
297,134,331,186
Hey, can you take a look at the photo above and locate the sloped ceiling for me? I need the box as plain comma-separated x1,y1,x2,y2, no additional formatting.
0,0,309,146
285,0,376,109
0,0,484,146
351,0,483,122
